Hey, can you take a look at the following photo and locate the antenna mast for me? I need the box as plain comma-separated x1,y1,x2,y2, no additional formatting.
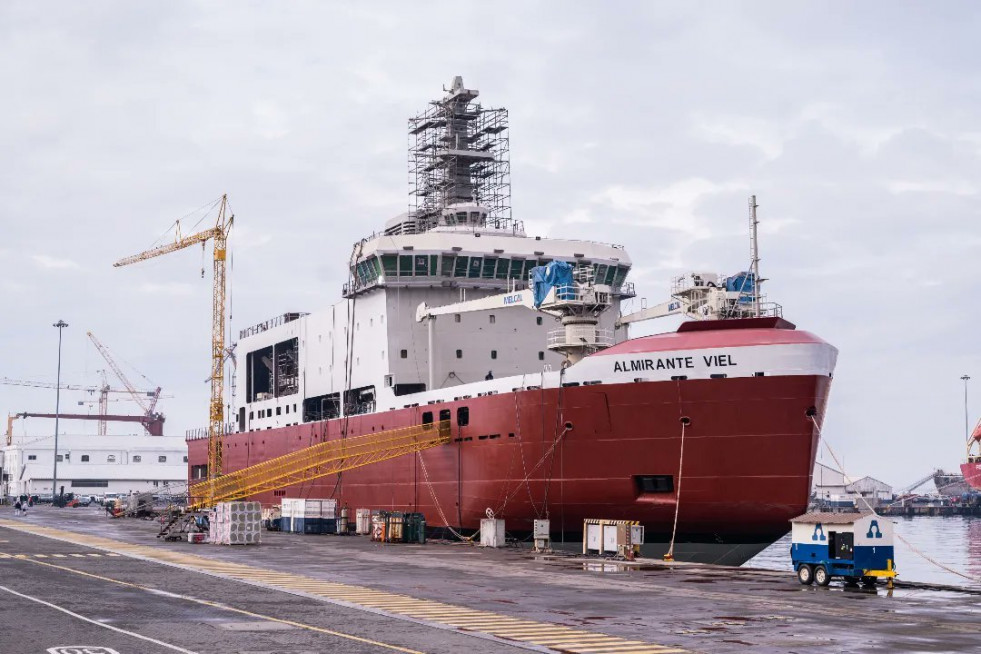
749,195,761,317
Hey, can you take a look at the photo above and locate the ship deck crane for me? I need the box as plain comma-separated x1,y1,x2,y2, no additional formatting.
114,194,233,504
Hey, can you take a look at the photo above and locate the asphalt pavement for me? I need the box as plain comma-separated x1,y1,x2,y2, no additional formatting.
2,507,981,653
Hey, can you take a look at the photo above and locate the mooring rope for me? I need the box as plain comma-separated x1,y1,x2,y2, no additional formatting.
809,414,980,584
664,418,688,561
416,450,476,542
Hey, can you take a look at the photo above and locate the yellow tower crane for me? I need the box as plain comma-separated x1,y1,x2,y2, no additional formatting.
114,195,233,501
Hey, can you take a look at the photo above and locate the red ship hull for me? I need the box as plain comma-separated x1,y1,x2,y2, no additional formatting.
960,461,981,491
189,373,831,564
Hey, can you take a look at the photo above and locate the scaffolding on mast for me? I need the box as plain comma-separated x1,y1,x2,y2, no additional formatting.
408,76,512,233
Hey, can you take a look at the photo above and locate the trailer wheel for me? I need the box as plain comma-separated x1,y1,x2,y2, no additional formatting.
797,564,814,585
814,565,831,586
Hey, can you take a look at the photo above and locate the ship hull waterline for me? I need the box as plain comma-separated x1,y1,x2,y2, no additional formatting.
188,373,831,566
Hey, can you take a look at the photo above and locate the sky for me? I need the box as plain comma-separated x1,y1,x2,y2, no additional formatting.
1,1,980,488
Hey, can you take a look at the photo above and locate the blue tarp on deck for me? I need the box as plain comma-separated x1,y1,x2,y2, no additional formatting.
724,271,756,304
530,260,574,308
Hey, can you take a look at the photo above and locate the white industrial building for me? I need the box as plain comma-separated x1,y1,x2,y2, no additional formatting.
0,431,187,500
812,462,894,507
845,476,894,503
812,462,848,500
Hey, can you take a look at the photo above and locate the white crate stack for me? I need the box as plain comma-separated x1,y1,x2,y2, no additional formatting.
211,501,262,545
281,498,338,533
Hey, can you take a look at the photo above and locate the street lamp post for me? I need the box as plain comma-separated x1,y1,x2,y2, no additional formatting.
52,320,68,504
961,374,971,443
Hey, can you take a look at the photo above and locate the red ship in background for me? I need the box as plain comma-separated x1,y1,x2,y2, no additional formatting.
960,420,981,491
185,77,838,565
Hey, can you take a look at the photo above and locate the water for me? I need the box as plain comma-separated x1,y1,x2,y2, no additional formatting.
744,515,981,588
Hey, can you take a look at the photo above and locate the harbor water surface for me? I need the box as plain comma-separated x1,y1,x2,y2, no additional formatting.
745,515,981,588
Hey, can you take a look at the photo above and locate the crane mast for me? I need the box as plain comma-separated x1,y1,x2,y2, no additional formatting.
114,195,232,500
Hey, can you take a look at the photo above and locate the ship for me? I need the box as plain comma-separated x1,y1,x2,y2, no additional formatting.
933,469,970,496
186,77,838,565
961,419,981,491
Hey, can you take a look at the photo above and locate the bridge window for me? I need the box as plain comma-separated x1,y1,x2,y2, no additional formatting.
482,258,497,278
509,259,525,279
495,258,510,280
468,257,483,278
381,255,397,277
613,265,628,287
399,255,412,276
454,256,469,277
457,407,469,426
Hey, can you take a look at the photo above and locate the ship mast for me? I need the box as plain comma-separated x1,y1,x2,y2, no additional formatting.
749,195,761,318
407,76,512,233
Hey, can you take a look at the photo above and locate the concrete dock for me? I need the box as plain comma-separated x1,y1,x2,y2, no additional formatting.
1,507,979,653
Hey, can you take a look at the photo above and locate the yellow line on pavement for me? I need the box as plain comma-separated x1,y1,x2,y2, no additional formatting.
0,519,686,654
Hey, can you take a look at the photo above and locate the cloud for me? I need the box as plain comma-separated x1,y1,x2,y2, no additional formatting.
138,282,195,296
32,254,80,270
589,178,749,233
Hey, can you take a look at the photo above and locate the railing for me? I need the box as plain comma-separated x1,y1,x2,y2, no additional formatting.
546,285,611,308
185,422,235,441
239,312,309,340
547,328,615,349
614,281,636,298
187,420,451,509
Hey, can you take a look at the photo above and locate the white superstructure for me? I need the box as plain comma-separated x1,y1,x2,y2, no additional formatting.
232,78,636,434
0,431,187,500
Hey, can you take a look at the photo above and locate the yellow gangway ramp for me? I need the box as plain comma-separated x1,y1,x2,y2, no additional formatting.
188,420,451,509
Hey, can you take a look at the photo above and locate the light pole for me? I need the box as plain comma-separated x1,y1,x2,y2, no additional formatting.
52,320,68,504
961,374,971,443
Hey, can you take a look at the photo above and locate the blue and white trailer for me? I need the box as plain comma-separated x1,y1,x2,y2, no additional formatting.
790,512,897,587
